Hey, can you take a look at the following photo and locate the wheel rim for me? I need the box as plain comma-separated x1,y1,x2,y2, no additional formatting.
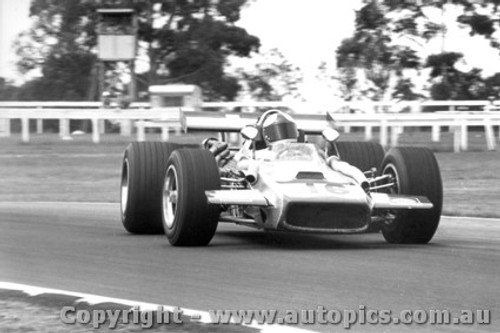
382,163,400,194
381,163,401,230
163,165,178,229
120,159,130,218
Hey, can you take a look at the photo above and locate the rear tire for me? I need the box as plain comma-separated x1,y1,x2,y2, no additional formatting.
121,142,180,234
380,147,443,244
331,141,385,172
162,149,221,246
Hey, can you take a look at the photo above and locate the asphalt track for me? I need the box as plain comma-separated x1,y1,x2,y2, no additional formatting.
0,201,499,332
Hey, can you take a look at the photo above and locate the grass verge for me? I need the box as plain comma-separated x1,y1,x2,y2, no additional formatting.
0,289,254,333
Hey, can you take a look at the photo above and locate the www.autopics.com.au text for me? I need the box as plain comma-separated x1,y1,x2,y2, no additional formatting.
60,305,491,329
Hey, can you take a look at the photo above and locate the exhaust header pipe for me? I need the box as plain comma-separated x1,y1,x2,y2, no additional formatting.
244,163,259,185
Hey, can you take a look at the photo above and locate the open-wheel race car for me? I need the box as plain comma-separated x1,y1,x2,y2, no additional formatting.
120,109,442,246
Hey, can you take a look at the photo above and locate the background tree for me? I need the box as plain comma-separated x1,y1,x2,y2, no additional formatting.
336,1,421,101
0,78,19,101
336,0,500,101
13,0,97,100
10,0,260,101
425,52,487,100
231,49,304,102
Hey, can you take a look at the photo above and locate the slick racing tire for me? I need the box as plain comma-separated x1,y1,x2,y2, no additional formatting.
162,149,221,246
331,141,385,173
121,142,181,234
379,147,443,244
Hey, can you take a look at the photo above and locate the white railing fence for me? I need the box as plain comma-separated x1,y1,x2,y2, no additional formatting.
0,100,499,152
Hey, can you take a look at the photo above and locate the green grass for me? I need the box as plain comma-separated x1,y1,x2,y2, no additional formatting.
0,130,499,217
0,133,208,203
435,151,499,218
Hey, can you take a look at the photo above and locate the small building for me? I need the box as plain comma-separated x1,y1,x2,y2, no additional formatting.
148,85,202,111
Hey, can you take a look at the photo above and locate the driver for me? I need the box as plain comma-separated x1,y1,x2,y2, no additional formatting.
203,109,298,166
237,110,301,162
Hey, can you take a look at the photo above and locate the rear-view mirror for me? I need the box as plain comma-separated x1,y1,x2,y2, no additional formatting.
322,128,340,143
241,125,259,141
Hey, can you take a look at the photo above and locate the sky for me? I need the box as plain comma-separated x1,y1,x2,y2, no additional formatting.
238,1,360,72
236,1,361,102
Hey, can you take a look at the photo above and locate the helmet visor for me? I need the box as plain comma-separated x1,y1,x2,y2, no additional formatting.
264,121,298,143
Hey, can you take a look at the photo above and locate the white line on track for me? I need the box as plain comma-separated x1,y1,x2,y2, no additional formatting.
0,154,123,158
0,201,117,206
0,282,315,333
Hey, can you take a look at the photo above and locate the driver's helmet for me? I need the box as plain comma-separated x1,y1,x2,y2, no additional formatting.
261,111,298,145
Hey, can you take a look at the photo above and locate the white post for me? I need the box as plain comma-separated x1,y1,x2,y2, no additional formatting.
136,121,145,142
484,117,496,150
161,124,169,141
432,125,440,142
59,119,70,139
453,121,461,153
21,117,30,143
36,119,43,134
92,117,100,144
365,126,373,141
0,119,10,137
99,119,105,134
120,120,132,136
460,118,468,151
36,106,43,134
380,119,388,148
344,125,351,134
390,126,402,147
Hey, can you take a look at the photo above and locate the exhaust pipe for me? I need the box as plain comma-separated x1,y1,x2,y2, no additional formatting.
244,163,259,185
327,156,369,192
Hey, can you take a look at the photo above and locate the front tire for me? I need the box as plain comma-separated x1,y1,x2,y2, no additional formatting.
330,141,385,172
121,142,180,234
380,147,443,244
162,149,221,246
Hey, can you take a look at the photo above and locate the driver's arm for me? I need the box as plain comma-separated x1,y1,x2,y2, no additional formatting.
202,137,233,167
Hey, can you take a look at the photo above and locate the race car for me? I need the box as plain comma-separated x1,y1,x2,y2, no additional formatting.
120,109,442,246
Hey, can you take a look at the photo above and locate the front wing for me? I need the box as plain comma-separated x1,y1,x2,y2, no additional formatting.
205,190,432,210
371,193,433,210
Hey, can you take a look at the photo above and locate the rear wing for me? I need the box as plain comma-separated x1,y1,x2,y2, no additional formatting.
180,110,332,136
